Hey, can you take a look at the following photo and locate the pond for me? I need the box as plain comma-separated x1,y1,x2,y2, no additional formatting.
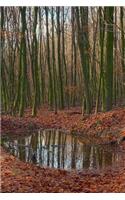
1,129,125,171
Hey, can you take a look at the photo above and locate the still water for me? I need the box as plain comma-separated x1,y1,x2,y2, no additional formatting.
1,129,124,170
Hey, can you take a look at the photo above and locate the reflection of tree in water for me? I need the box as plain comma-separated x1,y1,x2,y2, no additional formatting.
71,136,77,169
61,133,67,168
2,129,124,170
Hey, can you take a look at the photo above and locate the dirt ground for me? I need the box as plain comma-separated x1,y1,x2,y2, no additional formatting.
1,107,125,192
1,107,125,143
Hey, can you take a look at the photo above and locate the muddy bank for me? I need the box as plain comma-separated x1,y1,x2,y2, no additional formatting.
1,107,125,144
1,143,125,193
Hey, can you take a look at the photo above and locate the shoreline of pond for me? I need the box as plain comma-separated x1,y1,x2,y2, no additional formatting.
2,129,125,171
1,144,125,192
1,107,125,145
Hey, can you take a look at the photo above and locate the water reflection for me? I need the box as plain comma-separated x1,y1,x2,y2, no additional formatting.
1,129,124,170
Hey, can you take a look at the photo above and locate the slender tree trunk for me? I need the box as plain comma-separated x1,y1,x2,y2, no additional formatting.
19,7,27,117
120,7,125,98
51,7,57,114
104,7,114,111
45,7,53,109
32,7,41,116
75,7,92,114
56,7,64,109
95,7,105,113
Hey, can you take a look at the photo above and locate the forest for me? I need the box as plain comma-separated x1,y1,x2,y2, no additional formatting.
1,6,125,193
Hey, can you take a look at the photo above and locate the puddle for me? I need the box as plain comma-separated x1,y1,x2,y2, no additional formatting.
1,129,125,171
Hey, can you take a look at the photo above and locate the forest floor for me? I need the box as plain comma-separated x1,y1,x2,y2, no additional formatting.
1,107,125,192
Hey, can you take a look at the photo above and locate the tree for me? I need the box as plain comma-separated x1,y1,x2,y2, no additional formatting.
18,7,27,116
56,7,64,109
75,7,92,114
104,7,114,111
51,7,57,113
45,7,53,109
120,7,125,97
32,7,41,116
